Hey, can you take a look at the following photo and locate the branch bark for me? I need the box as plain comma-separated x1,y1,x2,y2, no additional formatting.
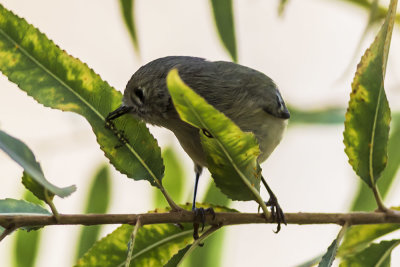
1,210,400,229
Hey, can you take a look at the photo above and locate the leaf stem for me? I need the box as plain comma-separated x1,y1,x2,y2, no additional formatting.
44,189,59,221
372,185,388,212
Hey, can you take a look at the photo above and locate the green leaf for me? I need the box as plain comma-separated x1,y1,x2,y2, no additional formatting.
339,208,400,257
166,69,265,209
75,223,194,267
0,198,51,231
153,147,185,207
351,114,400,211
0,129,75,198
343,0,397,187
210,0,237,62
164,245,191,267
75,164,112,260
319,224,348,267
119,0,139,53
12,191,43,267
339,239,400,267
21,172,55,202
0,4,164,187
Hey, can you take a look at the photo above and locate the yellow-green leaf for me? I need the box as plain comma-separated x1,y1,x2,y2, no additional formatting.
166,69,267,216
343,0,397,187
0,4,164,187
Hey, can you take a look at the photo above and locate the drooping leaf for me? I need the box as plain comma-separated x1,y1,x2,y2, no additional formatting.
75,164,112,260
339,239,400,267
153,147,185,207
343,0,397,187
118,0,139,53
0,198,51,231
351,114,400,211
318,224,348,267
0,5,164,187
166,69,267,216
0,130,75,198
12,191,43,267
210,0,237,62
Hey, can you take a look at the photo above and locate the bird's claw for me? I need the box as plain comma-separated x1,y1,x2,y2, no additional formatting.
265,196,286,233
192,207,215,240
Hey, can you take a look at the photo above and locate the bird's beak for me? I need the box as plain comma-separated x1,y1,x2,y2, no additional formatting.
106,105,133,121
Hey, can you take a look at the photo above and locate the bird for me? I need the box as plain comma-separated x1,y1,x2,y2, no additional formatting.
106,56,290,235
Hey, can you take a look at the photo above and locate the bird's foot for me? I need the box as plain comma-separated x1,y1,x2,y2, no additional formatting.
264,195,286,233
192,207,215,240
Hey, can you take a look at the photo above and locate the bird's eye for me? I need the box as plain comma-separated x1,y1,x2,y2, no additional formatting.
133,88,145,103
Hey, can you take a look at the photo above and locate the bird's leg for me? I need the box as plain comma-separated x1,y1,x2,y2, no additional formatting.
261,176,286,233
192,165,215,240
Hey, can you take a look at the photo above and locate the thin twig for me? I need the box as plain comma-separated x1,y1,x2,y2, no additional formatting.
0,226,16,242
1,210,400,229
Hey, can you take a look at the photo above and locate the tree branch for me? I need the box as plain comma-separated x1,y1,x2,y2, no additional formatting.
1,210,400,230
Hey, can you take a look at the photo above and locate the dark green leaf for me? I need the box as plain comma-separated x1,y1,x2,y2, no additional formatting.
75,164,112,260
21,172,55,202
0,198,51,231
119,0,139,53
164,245,191,267
166,69,268,217
339,239,400,267
0,129,75,198
12,191,43,267
343,0,397,187
0,5,164,187
319,224,348,267
154,147,185,207
210,0,237,62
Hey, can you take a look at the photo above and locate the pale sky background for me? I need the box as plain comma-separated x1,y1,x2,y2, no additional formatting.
0,1,400,266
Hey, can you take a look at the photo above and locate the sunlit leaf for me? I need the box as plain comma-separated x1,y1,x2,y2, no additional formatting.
210,0,237,62
75,164,112,260
0,4,164,187
339,207,400,257
0,130,75,198
119,0,139,53
339,239,400,267
343,0,397,187
166,69,266,210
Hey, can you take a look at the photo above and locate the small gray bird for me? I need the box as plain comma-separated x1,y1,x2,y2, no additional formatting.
107,56,290,232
